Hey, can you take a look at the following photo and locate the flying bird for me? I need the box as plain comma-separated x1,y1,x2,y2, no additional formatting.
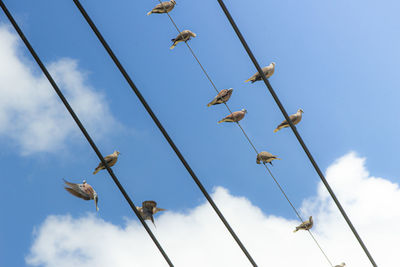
93,150,120,174
274,109,304,133
137,200,166,226
245,62,275,83
334,263,346,267
147,0,176,15
170,30,196,49
256,151,281,165
218,109,247,123
293,216,313,232
207,88,233,107
63,179,99,211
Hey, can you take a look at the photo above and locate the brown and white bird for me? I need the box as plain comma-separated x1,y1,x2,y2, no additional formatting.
218,109,247,123
136,200,166,226
256,151,281,165
245,62,275,83
274,109,304,133
293,216,313,232
93,150,120,175
170,30,196,49
63,179,99,211
147,0,176,15
207,88,233,107
334,263,346,267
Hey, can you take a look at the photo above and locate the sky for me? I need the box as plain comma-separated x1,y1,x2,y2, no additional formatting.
0,0,399,266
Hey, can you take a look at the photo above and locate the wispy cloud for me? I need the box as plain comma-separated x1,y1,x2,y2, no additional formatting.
0,25,119,155
26,153,398,266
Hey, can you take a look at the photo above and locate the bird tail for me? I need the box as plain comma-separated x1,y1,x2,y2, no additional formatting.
293,227,299,233
244,78,251,83
170,42,177,49
256,159,261,164
273,128,279,133
274,158,281,160
146,11,152,15
93,168,100,175
207,99,216,107
218,119,224,124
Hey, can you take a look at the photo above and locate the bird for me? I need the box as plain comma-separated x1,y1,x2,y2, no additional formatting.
93,150,120,174
256,151,281,165
293,216,313,232
170,30,196,49
334,263,346,267
136,200,166,227
147,0,176,15
63,179,99,211
274,109,304,133
245,62,275,83
218,109,247,123
207,88,233,107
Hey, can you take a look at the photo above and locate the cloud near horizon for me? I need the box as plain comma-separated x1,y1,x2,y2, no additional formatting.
26,152,399,267
0,25,119,155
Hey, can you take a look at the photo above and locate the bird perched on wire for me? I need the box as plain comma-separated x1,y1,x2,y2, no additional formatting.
93,150,120,174
274,109,304,133
334,263,346,267
63,179,99,211
147,0,176,15
218,109,247,123
207,88,233,107
170,30,196,49
293,216,313,232
137,200,166,227
245,62,275,83
256,151,281,165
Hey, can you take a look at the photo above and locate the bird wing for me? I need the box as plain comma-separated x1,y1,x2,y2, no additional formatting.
64,187,91,200
143,201,157,211
277,114,297,128
153,1,172,11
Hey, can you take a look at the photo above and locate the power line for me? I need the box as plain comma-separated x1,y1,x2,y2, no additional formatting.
0,2,174,266
214,0,377,266
71,0,258,266
156,1,334,266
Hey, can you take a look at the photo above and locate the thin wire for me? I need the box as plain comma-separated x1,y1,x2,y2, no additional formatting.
0,2,174,266
159,1,334,266
214,1,377,266
72,1,258,266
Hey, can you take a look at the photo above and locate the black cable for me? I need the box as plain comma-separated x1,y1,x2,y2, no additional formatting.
71,0,258,266
215,1,377,266
0,2,174,266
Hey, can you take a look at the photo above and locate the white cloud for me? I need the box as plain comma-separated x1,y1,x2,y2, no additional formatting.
26,153,398,266
0,25,119,154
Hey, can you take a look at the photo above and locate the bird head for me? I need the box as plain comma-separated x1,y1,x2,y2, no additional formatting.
227,88,234,93
241,108,248,114
82,180,87,184
94,193,99,212
298,108,304,114
114,151,120,156
271,62,276,67
309,216,313,222
171,0,176,4
190,31,197,37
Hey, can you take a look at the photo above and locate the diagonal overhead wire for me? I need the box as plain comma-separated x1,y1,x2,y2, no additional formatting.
71,0,259,266
214,0,377,266
0,2,174,266
154,1,334,266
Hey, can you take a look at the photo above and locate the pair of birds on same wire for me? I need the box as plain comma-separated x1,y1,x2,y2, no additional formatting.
63,150,165,226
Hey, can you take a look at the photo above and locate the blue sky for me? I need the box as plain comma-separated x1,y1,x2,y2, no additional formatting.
1,0,400,266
